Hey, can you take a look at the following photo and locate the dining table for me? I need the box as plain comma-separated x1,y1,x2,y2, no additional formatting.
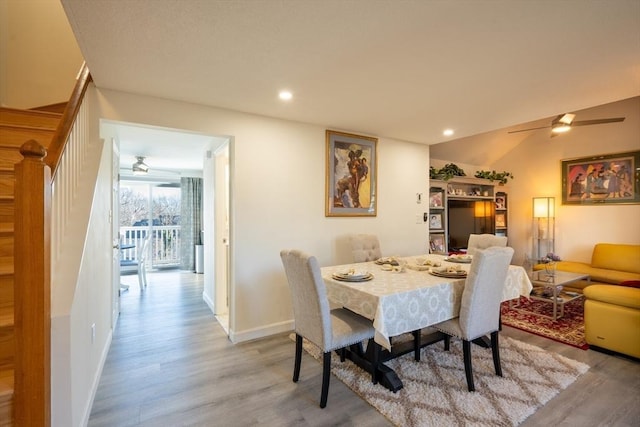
321,253,533,392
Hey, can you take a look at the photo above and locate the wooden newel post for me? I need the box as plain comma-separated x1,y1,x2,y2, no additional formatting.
14,140,51,427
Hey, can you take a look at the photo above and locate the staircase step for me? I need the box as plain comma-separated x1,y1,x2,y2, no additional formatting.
0,307,13,371
0,148,23,173
0,368,13,426
0,235,11,259
0,259,13,277
0,275,12,309
0,202,13,225
0,172,14,196
0,126,55,150
0,107,61,130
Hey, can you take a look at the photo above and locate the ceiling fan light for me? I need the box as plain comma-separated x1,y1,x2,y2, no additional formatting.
132,156,149,175
551,123,571,134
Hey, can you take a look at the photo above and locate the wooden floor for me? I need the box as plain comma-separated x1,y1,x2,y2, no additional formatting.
89,271,640,426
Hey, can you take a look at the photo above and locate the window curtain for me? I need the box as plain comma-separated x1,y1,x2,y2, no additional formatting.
180,177,203,271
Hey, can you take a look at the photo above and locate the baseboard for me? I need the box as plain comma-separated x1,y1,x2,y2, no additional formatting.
202,291,214,313
229,320,294,344
80,329,113,426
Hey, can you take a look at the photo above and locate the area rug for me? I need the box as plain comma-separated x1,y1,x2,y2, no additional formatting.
299,336,589,427
500,296,588,350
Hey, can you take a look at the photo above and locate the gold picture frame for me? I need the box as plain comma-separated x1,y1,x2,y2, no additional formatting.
561,150,640,205
325,130,378,216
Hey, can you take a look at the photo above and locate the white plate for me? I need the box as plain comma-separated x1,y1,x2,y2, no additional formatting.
429,270,467,278
332,272,374,282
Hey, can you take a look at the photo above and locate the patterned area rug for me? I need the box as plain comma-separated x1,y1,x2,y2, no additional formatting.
500,296,588,350
298,336,589,427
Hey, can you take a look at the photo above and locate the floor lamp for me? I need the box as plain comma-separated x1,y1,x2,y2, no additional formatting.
533,197,555,262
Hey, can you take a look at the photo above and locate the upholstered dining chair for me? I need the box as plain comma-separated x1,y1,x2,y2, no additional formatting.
431,246,514,391
466,233,508,256
349,234,382,262
280,249,376,408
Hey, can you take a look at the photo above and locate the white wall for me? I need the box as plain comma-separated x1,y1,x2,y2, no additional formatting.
51,87,112,427
92,88,430,341
432,96,640,265
495,96,640,263
0,0,84,108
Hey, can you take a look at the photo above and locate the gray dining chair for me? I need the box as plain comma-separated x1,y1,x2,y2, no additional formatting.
431,246,514,391
466,234,508,256
280,249,376,408
349,234,382,262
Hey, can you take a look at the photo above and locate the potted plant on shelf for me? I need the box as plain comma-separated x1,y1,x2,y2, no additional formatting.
474,170,514,185
430,163,466,181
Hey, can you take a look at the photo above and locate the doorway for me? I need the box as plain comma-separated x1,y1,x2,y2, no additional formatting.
102,119,232,336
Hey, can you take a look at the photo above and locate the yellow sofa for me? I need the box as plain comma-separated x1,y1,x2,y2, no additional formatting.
533,243,640,293
584,285,640,358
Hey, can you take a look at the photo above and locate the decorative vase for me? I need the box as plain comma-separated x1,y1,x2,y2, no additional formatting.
544,261,556,275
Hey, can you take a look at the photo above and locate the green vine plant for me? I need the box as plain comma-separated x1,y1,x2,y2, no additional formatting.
430,163,466,180
474,170,514,185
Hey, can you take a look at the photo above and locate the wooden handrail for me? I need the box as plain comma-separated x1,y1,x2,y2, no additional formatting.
46,62,93,179
14,140,52,427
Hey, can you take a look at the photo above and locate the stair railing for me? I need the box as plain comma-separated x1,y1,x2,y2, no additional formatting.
13,62,92,427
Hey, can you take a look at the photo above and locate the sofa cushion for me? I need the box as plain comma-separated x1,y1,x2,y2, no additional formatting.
591,243,640,274
584,284,640,310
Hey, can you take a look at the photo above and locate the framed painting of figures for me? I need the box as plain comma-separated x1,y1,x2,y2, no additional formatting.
562,150,640,205
326,130,378,216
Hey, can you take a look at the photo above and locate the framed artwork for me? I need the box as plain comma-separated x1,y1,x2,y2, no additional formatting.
429,191,443,207
325,130,378,216
495,213,506,228
429,212,443,230
429,234,445,253
561,150,640,205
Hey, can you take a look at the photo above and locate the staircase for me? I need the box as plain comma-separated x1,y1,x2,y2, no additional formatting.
0,107,61,426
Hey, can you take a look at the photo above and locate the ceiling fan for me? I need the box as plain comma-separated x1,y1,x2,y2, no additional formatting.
508,113,625,137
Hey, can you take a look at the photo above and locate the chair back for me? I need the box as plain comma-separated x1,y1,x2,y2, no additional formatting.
280,249,332,350
139,235,151,263
459,246,514,339
349,234,382,262
466,234,507,256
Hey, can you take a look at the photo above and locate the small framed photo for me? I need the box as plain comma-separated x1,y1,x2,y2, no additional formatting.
429,234,445,254
495,213,506,228
429,212,443,230
429,191,443,207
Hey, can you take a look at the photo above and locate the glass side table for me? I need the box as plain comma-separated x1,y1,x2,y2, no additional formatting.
512,270,590,321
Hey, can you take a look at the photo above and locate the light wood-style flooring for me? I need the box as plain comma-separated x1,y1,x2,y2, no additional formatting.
89,271,640,426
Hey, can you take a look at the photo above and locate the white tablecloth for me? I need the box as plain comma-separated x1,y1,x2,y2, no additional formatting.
322,254,532,350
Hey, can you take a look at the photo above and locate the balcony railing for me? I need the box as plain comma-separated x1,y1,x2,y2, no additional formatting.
120,225,181,268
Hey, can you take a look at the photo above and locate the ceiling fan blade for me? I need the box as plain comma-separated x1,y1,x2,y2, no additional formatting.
553,113,576,125
508,125,551,134
571,117,625,127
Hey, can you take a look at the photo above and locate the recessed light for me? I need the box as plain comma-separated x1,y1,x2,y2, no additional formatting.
443,129,454,137
279,91,293,101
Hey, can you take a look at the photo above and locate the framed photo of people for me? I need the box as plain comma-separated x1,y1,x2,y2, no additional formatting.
561,150,640,205
429,233,446,254
325,130,378,216
429,212,443,230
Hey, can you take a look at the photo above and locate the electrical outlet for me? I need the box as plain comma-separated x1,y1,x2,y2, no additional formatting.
415,214,422,224
91,323,96,344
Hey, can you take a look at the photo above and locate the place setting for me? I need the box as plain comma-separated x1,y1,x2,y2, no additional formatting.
444,254,473,263
428,265,468,278
331,268,374,282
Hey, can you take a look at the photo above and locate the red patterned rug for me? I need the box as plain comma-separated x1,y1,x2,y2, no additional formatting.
500,296,589,350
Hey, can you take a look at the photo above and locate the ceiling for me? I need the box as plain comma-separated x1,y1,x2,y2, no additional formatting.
61,0,640,169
